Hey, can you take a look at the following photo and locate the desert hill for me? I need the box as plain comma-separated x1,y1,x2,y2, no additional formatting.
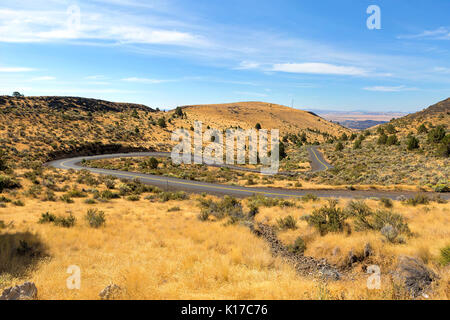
0,97,350,167
0,96,153,113
389,97,449,134
180,101,351,137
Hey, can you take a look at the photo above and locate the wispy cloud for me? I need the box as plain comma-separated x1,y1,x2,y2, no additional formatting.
30,76,55,81
272,63,368,76
398,27,450,40
0,8,208,47
234,91,268,98
363,85,418,92
434,66,450,73
234,61,260,70
0,67,35,72
85,75,107,80
121,77,173,84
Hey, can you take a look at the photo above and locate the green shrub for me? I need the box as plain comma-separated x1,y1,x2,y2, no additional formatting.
439,245,450,266
301,193,318,202
248,204,259,217
12,200,25,206
428,125,446,143
379,197,393,208
67,188,87,198
157,117,166,128
335,142,344,151
60,194,74,203
126,194,140,201
0,195,11,203
405,194,429,206
434,184,449,193
385,124,396,134
38,212,56,224
84,198,96,204
167,206,180,212
437,134,450,157
417,123,428,134
198,196,244,220
353,139,362,149
345,200,373,231
198,211,209,221
372,210,411,235
288,236,306,254
54,214,76,228
377,133,388,145
0,175,21,192
277,215,297,230
307,200,348,235
148,157,159,169
158,191,188,202
406,136,420,150
85,209,106,228
386,134,398,146
100,190,120,200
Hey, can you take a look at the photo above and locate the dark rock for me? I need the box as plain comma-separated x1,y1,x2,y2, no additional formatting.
394,256,436,297
99,284,122,300
0,282,37,300
348,250,358,265
364,243,373,257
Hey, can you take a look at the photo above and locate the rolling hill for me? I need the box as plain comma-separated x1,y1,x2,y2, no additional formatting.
0,96,350,168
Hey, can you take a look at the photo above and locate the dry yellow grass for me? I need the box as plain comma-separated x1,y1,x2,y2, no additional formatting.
1,177,449,300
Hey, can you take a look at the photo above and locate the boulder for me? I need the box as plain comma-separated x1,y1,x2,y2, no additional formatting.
0,282,37,300
394,256,436,297
99,284,122,300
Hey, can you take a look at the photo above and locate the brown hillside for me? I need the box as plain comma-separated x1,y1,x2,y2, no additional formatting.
390,97,450,133
0,96,351,167
180,101,351,137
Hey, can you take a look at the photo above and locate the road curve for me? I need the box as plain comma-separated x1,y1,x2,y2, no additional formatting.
307,146,333,172
46,152,449,200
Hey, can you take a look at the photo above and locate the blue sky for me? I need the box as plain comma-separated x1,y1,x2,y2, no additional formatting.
0,0,449,112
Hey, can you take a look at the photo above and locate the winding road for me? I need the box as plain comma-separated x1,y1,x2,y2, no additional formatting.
46,147,449,200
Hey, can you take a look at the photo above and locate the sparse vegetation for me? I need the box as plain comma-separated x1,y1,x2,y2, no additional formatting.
277,215,297,230
85,209,106,228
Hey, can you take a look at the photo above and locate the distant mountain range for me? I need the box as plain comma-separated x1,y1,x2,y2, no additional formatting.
306,109,409,130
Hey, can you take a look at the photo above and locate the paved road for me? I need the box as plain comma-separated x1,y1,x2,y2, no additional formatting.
308,146,333,172
46,151,449,200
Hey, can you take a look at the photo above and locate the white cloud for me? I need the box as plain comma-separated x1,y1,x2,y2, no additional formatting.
0,67,35,72
234,91,268,98
121,77,172,84
235,61,260,70
271,63,368,76
0,8,207,47
398,27,450,40
434,67,450,74
31,76,55,81
363,85,418,92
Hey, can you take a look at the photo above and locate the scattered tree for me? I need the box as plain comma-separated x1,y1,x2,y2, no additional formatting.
386,134,399,146
417,123,428,134
406,135,420,150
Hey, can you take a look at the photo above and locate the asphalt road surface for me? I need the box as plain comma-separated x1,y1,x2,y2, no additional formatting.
46,150,449,200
